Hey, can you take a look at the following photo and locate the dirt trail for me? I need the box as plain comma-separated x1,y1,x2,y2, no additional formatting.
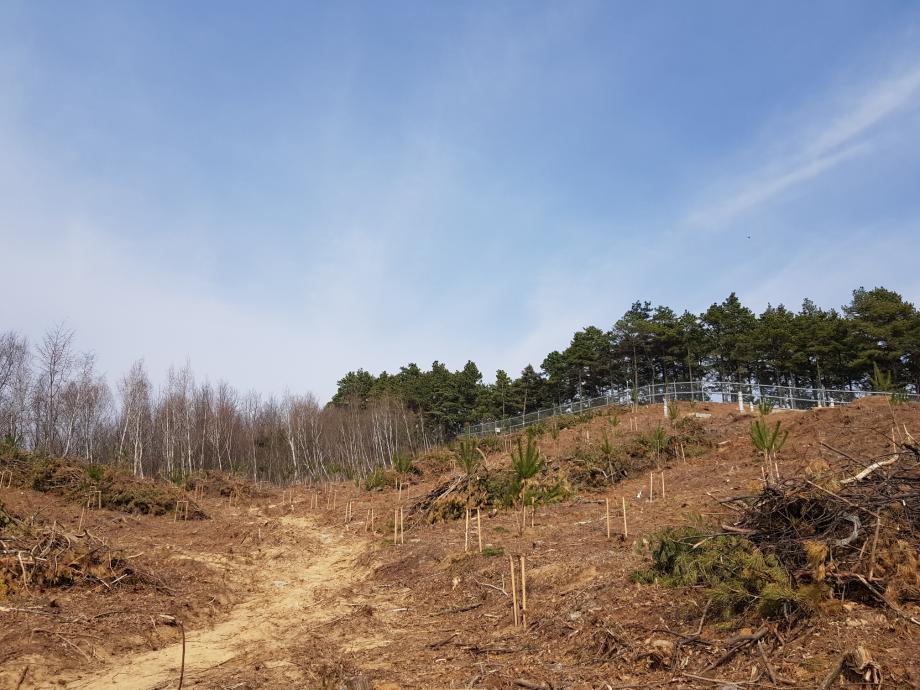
61,515,366,690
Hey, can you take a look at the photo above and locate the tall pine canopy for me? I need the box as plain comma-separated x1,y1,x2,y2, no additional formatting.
331,287,920,436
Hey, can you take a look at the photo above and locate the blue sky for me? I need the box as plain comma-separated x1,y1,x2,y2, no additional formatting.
2,1,920,401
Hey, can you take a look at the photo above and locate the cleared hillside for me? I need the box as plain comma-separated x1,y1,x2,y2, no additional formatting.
2,398,919,689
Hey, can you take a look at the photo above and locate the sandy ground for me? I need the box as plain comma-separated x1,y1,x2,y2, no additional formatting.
60,514,366,689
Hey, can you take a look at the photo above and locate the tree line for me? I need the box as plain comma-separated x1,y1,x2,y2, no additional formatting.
0,325,435,483
331,287,920,434
2,286,916,483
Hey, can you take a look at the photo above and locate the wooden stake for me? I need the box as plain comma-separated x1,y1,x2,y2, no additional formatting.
531,496,535,528
477,508,483,554
605,498,610,539
661,471,666,501
622,497,628,537
649,472,653,502
509,554,519,627
400,506,405,545
464,508,470,552
370,508,375,533
394,508,398,545
868,516,882,580
520,555,527,628
78,507,86,532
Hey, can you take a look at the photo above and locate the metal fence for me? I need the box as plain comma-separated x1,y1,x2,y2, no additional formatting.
460,380,918,437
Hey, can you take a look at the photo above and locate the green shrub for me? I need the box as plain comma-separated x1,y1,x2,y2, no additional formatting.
750,419,788,460
510,437,543,480
576,410,595,424
636,526,801,620
638,423,668,457
0,434,18,455
756,398,774,416
485,471,522,508
526,422,546,439
477,434,503,453
667,402,681,424
869,363,893,392
481,546,504,557
456,439,481,476
85,464,104,482
599,431,615,460
571,444,629,487
890,391,909,405
522,479,571,506
556,414,577,431
392,453,414,475
365,467,393,490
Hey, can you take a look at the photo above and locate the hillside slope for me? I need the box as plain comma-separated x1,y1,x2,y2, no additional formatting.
1,399,918,689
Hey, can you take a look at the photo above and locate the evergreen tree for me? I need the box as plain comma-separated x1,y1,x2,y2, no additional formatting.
331,369,377,408
512,364,547,415
701,293,757,382
612,301,656,391
751,304,799,386
844,287,920,387
540,350,571,404
563,326,613,397
330,286,918,434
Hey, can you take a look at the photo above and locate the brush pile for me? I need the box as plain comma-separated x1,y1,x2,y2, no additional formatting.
725,436,920,617
2,452,207,518
184,470,269,500
1,510,158,598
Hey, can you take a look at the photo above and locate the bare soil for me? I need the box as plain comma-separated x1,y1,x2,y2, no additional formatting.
2,399,919,689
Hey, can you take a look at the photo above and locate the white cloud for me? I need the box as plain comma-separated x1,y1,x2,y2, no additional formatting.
687,60,920,230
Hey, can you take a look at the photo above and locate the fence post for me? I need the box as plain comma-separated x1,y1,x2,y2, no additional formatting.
737,389,743,412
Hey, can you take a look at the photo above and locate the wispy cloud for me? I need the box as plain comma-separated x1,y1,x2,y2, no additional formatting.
687,62,920,230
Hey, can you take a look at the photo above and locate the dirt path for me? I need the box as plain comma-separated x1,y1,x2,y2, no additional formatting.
61,515,367,690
